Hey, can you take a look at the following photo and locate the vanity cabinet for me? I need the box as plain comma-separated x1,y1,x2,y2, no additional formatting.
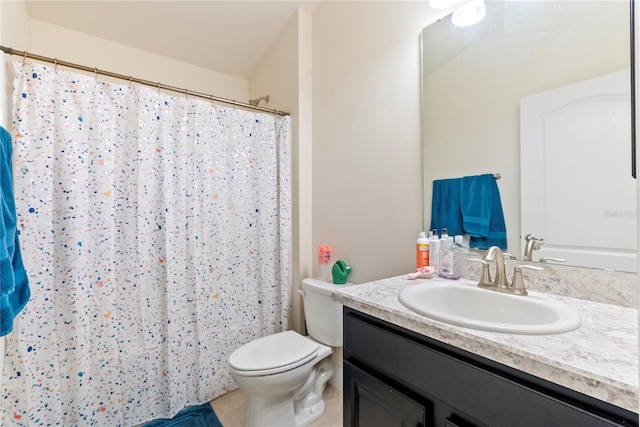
343,307,638,427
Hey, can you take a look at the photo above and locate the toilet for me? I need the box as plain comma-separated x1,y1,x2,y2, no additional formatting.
228,278,353,427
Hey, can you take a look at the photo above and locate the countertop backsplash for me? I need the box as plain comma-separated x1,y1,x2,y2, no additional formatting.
454,254,637,308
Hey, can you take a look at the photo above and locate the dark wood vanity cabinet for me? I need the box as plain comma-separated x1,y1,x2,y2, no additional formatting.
343,307,638,427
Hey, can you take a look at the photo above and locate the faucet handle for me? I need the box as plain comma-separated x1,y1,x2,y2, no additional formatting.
467,258,492,288
524,234,544,244
511,265,544,296
539,257,566,263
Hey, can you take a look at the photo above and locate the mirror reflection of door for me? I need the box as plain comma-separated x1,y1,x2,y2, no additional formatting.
521,70,637,272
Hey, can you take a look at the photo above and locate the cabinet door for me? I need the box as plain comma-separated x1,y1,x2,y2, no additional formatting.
344,361,430,427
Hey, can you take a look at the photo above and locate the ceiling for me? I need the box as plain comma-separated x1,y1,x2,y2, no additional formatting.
25,0,321,79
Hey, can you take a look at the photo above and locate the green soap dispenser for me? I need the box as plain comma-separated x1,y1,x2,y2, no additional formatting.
332,260,352,284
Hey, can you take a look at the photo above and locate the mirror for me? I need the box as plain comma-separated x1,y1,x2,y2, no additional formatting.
422,0,637,272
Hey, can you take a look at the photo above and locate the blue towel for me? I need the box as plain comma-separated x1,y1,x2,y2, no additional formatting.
140,402,223,427
429,178,464,236
460,174,493,237
460,174,507,250
1,126,30,337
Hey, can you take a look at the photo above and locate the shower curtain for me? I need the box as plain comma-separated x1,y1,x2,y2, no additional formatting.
0,61,291,426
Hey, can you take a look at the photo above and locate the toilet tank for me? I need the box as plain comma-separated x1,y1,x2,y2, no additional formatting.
301,278,356,347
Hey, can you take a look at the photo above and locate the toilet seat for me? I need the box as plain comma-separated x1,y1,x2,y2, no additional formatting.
229,331,320,377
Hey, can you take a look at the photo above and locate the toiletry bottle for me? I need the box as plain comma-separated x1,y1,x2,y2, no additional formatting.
454,235,468,254
441,228,449,243
429,229,441,273
416,231,430,269
441,234,454,275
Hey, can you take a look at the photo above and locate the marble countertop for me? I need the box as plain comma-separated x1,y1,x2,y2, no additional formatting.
333,275,639,413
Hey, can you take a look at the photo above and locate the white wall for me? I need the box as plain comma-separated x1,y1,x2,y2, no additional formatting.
312,1,435,283
28,19,249,101
249,9,313,333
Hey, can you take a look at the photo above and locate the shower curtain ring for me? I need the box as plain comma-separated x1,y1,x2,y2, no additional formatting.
22,51,27,64
54,58,58,71
156,82,160,93
129,76,132,87
94,67,98,81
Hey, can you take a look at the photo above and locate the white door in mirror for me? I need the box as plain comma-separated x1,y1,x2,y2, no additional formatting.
520,70,637,272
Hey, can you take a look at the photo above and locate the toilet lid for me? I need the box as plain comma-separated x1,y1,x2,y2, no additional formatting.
229,330,319,373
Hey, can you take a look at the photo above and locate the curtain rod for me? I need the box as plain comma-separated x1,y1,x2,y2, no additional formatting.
0,46,290,117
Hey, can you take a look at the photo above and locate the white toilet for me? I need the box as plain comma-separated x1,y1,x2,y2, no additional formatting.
228,278,352,427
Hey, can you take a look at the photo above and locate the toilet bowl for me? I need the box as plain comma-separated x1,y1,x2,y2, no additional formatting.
228,278,354,427
229,331,333,426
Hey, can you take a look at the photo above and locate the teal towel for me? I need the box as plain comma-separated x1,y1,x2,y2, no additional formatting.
141,402,223,427
460,174,507,250
460,174,493,237
429,178,464,236
1,126,30,336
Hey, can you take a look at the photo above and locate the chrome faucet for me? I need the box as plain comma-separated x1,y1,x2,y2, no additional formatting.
522,234,544,261
469,246,543,296
483,246,508,288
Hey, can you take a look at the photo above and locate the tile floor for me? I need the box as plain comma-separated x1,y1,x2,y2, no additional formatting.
210,384,343,427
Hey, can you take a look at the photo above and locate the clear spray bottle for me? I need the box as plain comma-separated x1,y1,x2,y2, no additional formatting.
440,228,454,275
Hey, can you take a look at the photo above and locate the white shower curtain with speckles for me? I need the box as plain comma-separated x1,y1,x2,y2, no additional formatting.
1,61,291,427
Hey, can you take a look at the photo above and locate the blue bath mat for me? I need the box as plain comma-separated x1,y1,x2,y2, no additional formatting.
141,402,223,427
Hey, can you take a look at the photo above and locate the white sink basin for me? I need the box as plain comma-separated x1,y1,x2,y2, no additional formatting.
398,280,582,335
